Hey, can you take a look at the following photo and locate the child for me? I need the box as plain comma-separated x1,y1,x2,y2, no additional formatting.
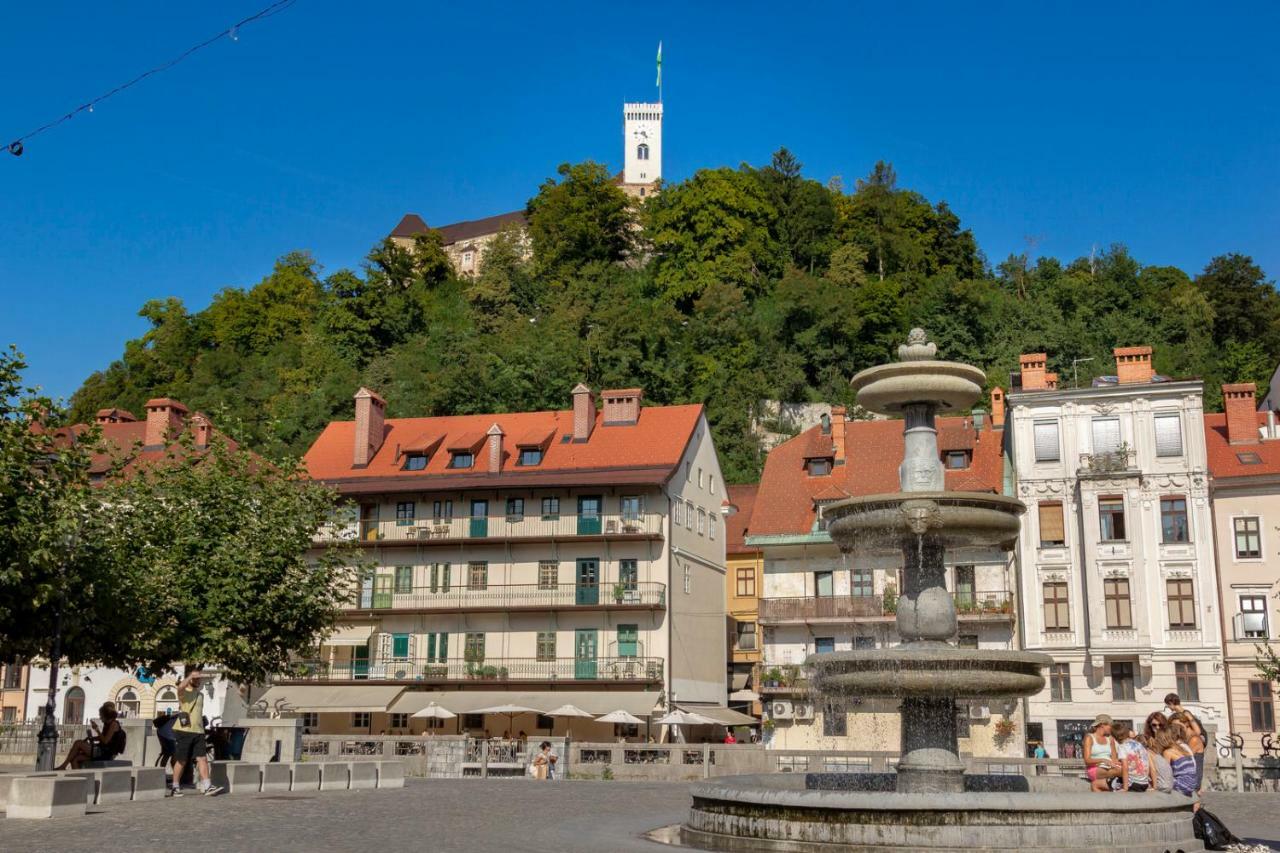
1111,722,1152,792
1156,723,1198,797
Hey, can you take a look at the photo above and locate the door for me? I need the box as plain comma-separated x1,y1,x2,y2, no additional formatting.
360,504,380,541
352,644,370,680
469,500,489,538
372,574,393,609
359,572,375,608
815,571,834,597
576,558,600,605
577,495,602,535
617,624,639,658
955,565,975,611
575,629,598,679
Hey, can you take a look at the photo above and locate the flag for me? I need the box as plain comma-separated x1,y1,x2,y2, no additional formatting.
656,41,662,89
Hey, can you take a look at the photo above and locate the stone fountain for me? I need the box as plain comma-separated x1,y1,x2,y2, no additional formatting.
667,330,1202,851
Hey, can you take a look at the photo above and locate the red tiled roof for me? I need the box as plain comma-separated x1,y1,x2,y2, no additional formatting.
39,416,244,479
390,211,527,246
1205,412,1280,479
725,484,759,555
304,404,705,489
750,417,1004,537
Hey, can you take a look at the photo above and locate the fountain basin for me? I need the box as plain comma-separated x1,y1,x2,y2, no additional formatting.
825,492,1025,553
680,774,1203,852
808,648,1052,699
850,360,987,413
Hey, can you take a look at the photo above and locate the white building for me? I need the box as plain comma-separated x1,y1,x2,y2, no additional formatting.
25,664,247,727
1007,346,1227,757
621,101,663,197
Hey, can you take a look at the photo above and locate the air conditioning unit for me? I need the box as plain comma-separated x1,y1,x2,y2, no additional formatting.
793,702,815,720
969,705,991,721
770,701,794,720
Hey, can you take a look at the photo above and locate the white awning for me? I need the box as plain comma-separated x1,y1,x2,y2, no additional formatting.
388,690,663,717
257,685,403,713
323,623,376,646
731,672,750,691
729,689,760,703
684,705,758,726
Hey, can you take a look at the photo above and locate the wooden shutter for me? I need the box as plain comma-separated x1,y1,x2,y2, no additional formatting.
1154,413,1183,457
1038,502,1065,545
1033,421,1060,461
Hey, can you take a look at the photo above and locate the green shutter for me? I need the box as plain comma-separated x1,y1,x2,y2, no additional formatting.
618,624,638,657
392,633,410,659
440,633,449,660
427,633,437,661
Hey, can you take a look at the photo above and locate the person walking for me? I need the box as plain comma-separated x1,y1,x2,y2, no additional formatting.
168,666,222,797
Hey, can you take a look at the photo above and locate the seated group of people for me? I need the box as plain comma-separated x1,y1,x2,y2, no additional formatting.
1082,693,1206,797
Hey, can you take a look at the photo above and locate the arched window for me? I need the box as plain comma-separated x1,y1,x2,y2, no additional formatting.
63,687,85,725
116,687,141,718
155,686,179,714
636,143,649,161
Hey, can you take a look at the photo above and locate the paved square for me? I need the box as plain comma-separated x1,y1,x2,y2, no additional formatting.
2,778,1278,852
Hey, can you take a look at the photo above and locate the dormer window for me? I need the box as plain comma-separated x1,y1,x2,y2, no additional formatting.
945,451,970,470
806,458,832,477
449,451,474,469
518,448,544,466
403,453,428,471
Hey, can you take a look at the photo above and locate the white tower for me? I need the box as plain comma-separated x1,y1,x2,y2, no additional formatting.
622,102,662,196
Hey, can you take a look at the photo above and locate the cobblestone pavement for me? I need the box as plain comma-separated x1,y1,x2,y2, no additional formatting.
2,778,1278,852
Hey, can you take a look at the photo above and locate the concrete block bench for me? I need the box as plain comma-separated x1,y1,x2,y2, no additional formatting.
376,761,405,789
65,768,133,804
262,763,292,793
131,767,167,801
5,776,90,819
291,762,321,791
319,762,350,791
349,761,377,790
85,759,131,769
210,761,263,794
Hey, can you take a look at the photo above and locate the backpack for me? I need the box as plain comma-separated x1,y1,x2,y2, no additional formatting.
1192,808,1241,851
105,725,127,758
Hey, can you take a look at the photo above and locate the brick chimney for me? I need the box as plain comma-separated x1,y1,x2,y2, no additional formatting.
353,387,387,467
1045,372,1059,390
143,398,188,448
572,383,596,441
191,413,212,449
1224,383,1259,444
601,388,643,425
831,406,847,462
990,387,1005,428
1019,354,1048,391
486,423,504,473
95,408,136,424
1114,346,1154,385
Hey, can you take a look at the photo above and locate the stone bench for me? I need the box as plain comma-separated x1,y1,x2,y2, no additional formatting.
85,759,131,769
261,763,292,793
130,767,167,801
376,761,405,789
291,762,321,791
5,776,90,819
65,768,133,805
350,761,377,790
210,761,263,794
319,762,350,791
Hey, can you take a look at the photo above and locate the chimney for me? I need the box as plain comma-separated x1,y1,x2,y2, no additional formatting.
486,423,504,474
95,408,136,424
831,406,847,462
991,387,1005,428
1114,346,1154,385
1019,354,1048,391
353,387,387,467
572,383,596,441
1223,383,1258,444
1045,372,1059,390
601,388,643,425
191,413,212,449
972,408,986,432
143,398,189,448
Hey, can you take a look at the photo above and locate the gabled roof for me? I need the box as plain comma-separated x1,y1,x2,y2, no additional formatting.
38,414,244,480
724,483,759,555
304,403,705,491
390,211,527,246
749,416,1004,537
1205,412,1280,480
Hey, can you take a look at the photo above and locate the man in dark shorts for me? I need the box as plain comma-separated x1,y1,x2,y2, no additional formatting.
168,665,222,796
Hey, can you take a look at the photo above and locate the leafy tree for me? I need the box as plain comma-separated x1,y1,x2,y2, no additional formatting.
756,147,836,273
526,161,634,282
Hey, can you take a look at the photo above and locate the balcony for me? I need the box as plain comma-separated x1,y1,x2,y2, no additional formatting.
316,512,664,546
277,656,664,684
1077,449,1139,478
343,582,667,614
758,591,1013,625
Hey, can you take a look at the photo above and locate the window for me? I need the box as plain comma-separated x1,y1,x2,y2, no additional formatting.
1237,452,1263,465
814,637,836,654
535,714,555,731
116,687,141,718
155,686,179,714
403,453,428,471
538,561,558,590
637,142,649,160
735,622,757,651
449,451,473,469
685,461,691,482
620,559,638,590
462,250,474,266
1160,496,1189,543
462,713,484,730
464,633,485,662
2,661,21,690
736,567,756,598
1154,412,1183,457
853,636,876,650
1043,582,1070,631
1099,497,1127,541
519,447,543,466
62,686,85,724
957,634,979,649
1240,595,1268,639
710,475,716,495
945,451,969,470
432,500,453,521
621,495,642,520
300,712,319,729
1050,663,1071,701
1,707,15,723
536,631,556,661
1250,681,1275,732
352,712,371,729
683,564,691,594
1104,578,1133,629
851,565,873,597
674,501,683,526
815,570,834,597
806,458,832,476
506,497,524,521
698,467,704,488
709,512,717,540
686,501,694,529
1175,662,1199,702
425,632,449,662
1038,502,1066,547
1111,661,1135,701
541,496,560,519
394,565,413,594
396,501,415,527
389,633,411,659
822,702,847,737
1092,417,1121,455
389,712,410,729
697,508,706,535
468,561,488,591
955,565,976,609
617,624,639,657
1234,517,1262,559
430,563,451,593
1033,420,1060,462
1166,579,1196,628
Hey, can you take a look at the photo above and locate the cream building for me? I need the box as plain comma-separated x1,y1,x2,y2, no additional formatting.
1008,346,1227,757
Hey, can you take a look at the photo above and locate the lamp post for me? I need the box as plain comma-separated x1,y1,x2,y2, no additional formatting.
35,529,78,771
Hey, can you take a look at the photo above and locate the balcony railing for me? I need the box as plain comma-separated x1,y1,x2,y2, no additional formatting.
279,656,664,683
1078,449,1138,477
759,591,1013,624
345,582,666,612
316,512,664,544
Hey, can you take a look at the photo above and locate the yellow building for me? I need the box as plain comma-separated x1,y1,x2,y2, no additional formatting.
725,484,762,722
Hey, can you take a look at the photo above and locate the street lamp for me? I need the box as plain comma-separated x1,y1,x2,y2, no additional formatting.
35,528,79,771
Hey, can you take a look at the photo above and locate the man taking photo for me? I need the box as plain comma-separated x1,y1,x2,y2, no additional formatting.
168,665,223,797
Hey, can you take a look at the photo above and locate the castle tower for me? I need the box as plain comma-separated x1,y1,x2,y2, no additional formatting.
622,102,662,198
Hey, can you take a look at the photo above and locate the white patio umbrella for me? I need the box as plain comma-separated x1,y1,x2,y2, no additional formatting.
595,709,645,725
544,703,594,737
471,703,541,737
655,708,717,742
411,702,457,719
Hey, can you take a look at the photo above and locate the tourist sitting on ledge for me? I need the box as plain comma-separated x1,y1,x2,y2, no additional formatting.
57,701,125,770
1083,714,1121,792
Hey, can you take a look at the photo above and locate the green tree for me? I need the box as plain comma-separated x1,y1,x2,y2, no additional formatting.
756,147,836,273
526,161,634,282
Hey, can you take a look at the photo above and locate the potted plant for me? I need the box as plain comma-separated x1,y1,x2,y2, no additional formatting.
882,583,898,615
993,716,1017,741
781,665,800,687
613,583,627,603
762,718,776,733
764,667,782,688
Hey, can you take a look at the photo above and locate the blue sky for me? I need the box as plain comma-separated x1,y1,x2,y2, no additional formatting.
2,1,1277,400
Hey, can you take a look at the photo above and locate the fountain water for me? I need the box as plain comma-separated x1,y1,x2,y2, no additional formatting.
668,330,1202,851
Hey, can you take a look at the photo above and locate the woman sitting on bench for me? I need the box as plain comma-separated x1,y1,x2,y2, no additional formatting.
57,701,125,770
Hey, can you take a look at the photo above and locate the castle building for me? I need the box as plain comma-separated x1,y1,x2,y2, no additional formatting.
390,100,664,276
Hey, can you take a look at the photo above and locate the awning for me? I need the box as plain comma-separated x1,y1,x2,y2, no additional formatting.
323,623,376,646
388,690,663,717
257,685,404,713
731,672,750,691
729,689,760,703
684,706,758,726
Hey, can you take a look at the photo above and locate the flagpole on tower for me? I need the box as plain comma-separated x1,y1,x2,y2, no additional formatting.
656,40,663,103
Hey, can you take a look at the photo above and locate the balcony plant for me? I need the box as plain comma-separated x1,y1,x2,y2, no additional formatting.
993,716,1017,743
764,667,782,688
613,583,628,603
781,664,800,687
882,583,898,615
